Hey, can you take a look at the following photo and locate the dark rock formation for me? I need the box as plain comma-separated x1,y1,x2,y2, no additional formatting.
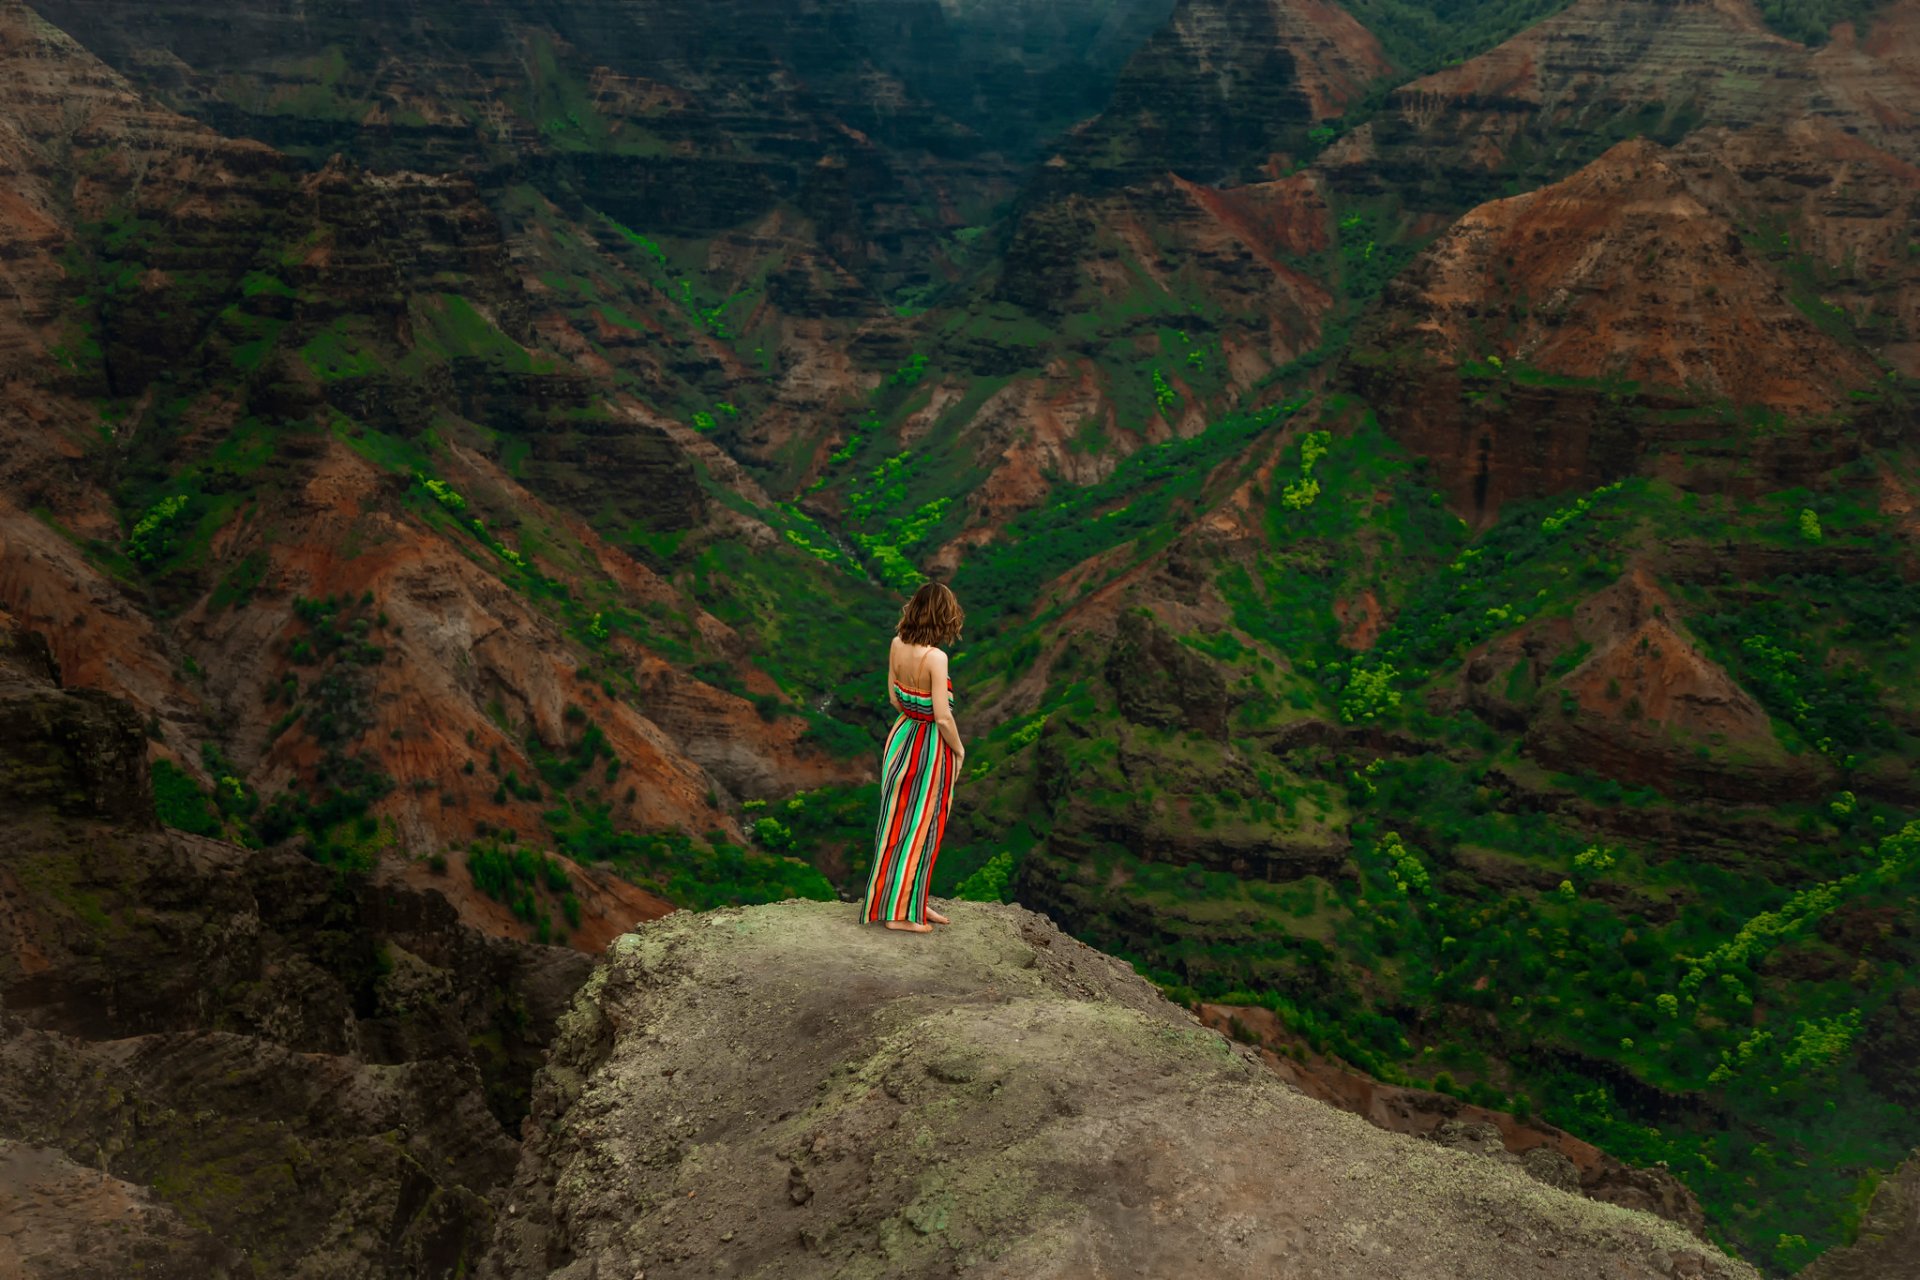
0,622,591,1277
1107,607,1230,738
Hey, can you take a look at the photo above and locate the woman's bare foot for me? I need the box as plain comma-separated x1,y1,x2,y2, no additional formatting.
884,920,934,933
925,908,951,925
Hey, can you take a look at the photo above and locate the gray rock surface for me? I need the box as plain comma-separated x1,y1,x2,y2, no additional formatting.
484,899,1757,1279
1799,1150,1920,1280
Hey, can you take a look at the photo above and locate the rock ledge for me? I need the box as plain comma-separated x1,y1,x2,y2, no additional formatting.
485,899,1755,1279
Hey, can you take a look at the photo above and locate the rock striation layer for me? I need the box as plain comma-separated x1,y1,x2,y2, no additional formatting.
484,898,1757,1280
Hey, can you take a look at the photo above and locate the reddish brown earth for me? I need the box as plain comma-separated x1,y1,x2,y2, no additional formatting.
1378,138,1872,410
1350,138,1885,518
1454,568,1823,801
0,1140,239,1278
1321,0,1920,520
1333,588,1383,650
1532,573,1821,801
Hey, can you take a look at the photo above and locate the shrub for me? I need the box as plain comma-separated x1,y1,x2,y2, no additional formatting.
152,759,220,835
1338,662,1401,723
954,850,1015,902
752,817,795,851
128,495,192,566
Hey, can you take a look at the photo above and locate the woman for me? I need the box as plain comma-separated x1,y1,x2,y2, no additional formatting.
861,581,966,933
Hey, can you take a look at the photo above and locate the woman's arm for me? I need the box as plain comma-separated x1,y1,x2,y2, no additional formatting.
927,649,964,763
886,637,904,715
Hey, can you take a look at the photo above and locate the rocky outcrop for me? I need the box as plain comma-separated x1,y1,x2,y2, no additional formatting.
0,628,153,824
1800,1150,1920,1280
1107,607,1230,738
0,623,594,1276
1194,1002,1709,1233
0,1140,241,1279
483,899,1755,1279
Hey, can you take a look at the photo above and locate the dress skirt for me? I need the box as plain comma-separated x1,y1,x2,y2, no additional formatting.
861,680,956,924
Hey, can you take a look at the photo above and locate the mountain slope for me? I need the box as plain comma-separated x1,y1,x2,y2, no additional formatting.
0,0,882,913
2,0,1919,1273
1347,136,1892,518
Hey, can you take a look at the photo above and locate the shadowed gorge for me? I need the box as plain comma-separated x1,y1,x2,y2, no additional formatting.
1,0,1918,1275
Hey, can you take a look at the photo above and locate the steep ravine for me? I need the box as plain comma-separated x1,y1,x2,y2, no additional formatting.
0,619,594,1277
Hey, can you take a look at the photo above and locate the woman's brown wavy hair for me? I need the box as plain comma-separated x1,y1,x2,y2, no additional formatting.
896,581,964,647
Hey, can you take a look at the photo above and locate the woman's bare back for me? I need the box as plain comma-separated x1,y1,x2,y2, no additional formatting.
889,635,942,690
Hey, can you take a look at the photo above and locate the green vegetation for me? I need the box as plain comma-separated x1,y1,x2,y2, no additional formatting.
1278,430,1331,511
954,850,1015,902
1751,0,1896,44
152,759,220,836
299,320,381,380
127,495,192,567
467,840,581,945
954,399,1305,635
1333,0,1578,74
542,803,834,911
526,709,615,792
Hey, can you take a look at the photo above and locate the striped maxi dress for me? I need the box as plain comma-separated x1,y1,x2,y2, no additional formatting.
861,678,957,925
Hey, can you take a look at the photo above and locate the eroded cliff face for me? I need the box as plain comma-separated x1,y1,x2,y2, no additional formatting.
0,0,878,884
1315,0,1920,519
0,618,598,1277
481,899,1754,1280
1321,0,1813,213
1346,137,1890,520
1067,0,1392,188
19,0,1171,288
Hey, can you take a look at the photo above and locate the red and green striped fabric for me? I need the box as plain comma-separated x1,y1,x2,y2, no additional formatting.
861,679,957,925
